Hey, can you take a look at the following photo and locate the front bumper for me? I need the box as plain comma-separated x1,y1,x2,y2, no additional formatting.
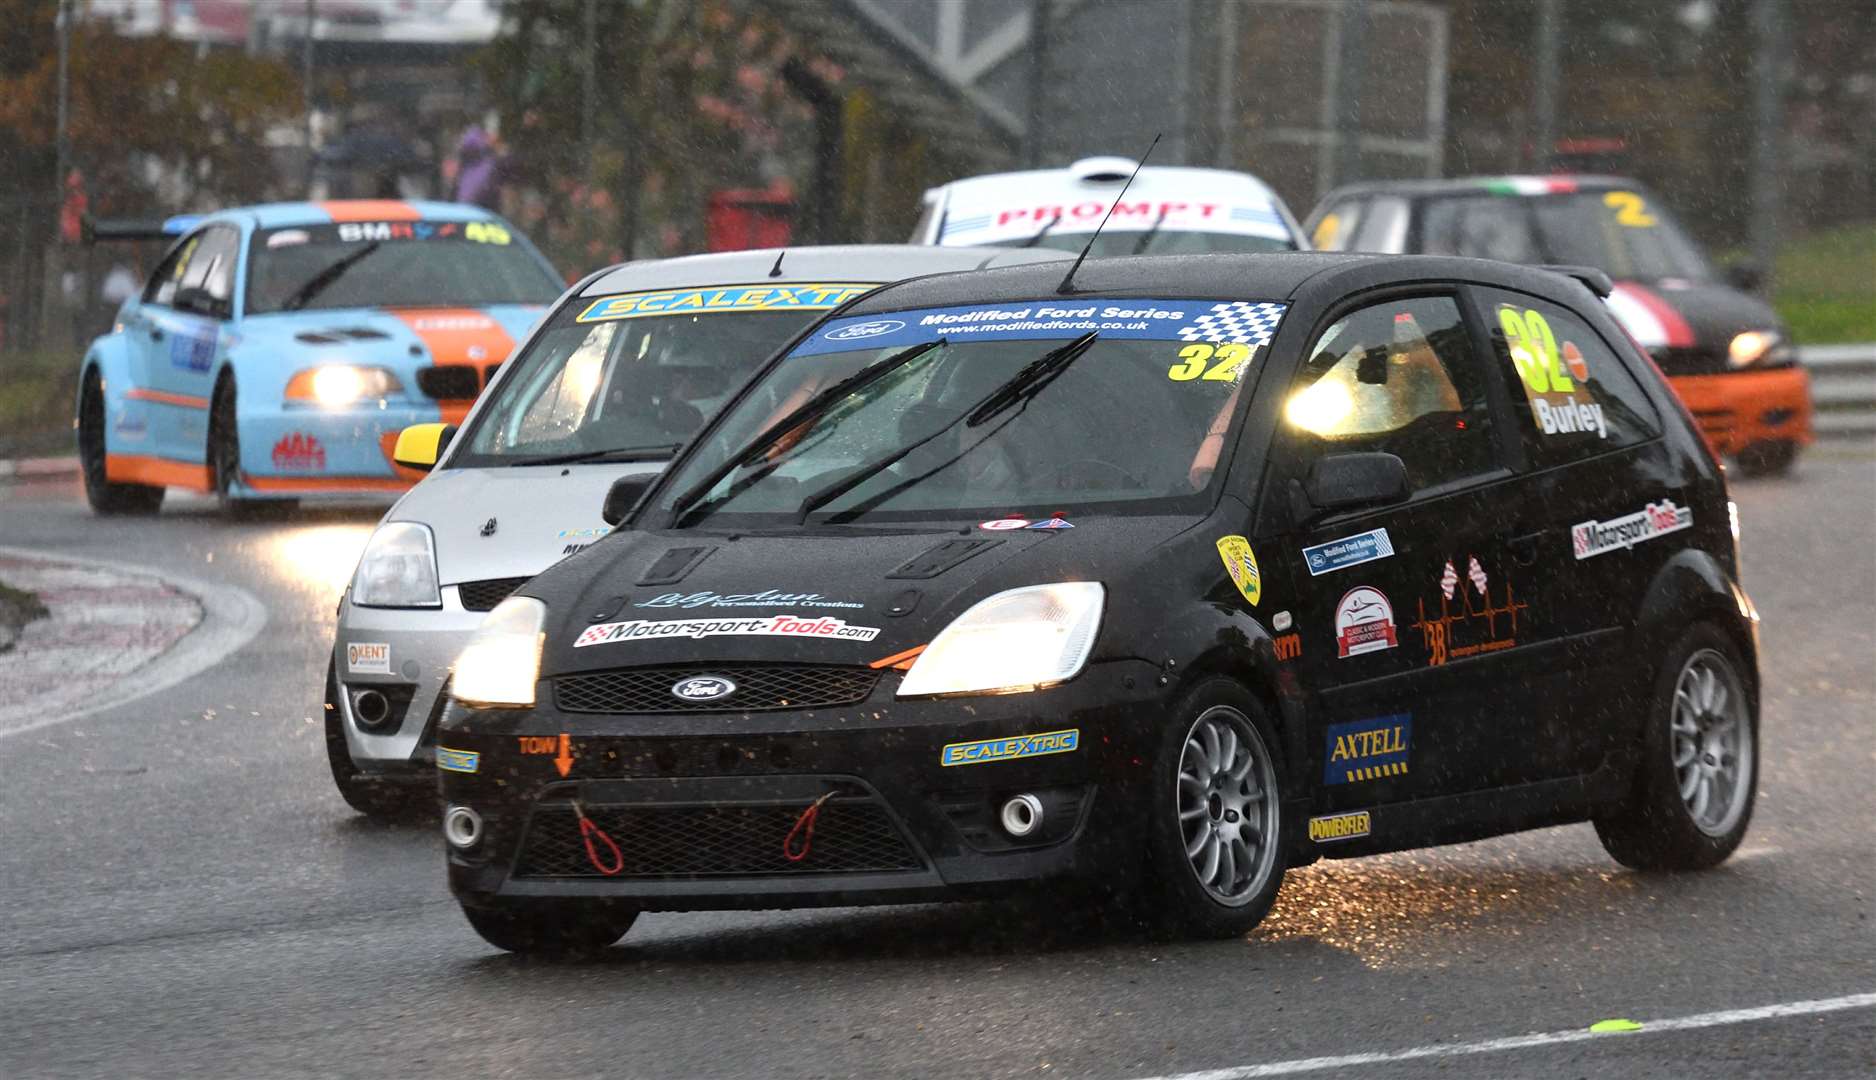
1667,366,1813,457
234,401,433,499
333,587,490,777
440,659,1170,911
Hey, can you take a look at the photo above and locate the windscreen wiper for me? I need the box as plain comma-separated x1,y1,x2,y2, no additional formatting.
1017,213,1062,249
1130,206,1170,255
279,242,382,311
799,331,1100,523
666,337,945,526
507,443,683,467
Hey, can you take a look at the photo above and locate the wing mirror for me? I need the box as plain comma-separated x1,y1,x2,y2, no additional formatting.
1356,345,1390,386
392,423,456,472
1302,452,1410,513
601,473,656,527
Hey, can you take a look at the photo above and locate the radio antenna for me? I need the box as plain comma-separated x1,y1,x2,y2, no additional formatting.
1056,132,1161,295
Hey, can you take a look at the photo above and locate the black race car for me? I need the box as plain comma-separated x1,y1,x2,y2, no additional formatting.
435,252,1760,955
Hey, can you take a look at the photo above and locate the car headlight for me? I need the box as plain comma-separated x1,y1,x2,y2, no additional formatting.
349,522,441,608
450,596,546,709
284,364,403,407
1727,330,1789,369
897,582,1104,698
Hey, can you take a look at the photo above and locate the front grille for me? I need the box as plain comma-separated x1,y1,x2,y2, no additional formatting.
555,664,880,714
513,797,922,877
1649,346,1729,376
416,365,481,400
457,576,529,612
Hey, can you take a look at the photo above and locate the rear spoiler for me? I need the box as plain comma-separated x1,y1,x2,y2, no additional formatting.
1538,264,1613,298
83,214,202,244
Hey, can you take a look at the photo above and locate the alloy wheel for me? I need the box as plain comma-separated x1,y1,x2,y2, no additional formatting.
1670,648,1754,838
1175,705,1279,905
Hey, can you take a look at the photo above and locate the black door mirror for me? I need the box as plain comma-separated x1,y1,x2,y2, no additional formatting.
601,473,656,527
1724,260,1764,294
1304,452,1410,513
1356,345,1390,385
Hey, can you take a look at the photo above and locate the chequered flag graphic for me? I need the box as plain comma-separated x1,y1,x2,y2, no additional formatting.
1175,302,1287,346
1440,559,1457,600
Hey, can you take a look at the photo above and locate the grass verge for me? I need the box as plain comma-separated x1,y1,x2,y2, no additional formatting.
0,348,78,460
1766,221,1876,345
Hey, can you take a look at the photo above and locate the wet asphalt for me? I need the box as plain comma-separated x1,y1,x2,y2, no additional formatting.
0,452,1871,1080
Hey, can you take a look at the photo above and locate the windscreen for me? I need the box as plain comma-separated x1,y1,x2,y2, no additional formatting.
1418,191,1713,281
654,296,1289,526
452,282,875,467
246,221,561,313
937,194,1299,253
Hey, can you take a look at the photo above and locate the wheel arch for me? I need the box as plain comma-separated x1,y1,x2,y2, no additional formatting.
1634,548,1761,713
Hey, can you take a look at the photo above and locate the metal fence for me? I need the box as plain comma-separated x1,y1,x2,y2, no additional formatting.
1803,344,1876,439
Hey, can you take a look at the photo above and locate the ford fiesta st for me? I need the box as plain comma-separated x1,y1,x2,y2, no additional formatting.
76,200,561,516
1305,176,1812,475
327,245,1070,817
914,155,1306,256
435,252,1758,956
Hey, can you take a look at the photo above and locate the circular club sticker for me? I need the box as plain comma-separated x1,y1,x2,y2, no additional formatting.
979,517,1030,531
1334,586,1398,658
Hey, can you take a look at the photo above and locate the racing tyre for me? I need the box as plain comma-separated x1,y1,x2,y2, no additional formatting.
1142,679,1288,938
77,371,164,515
1594,624,1757,871
323,658,427,820
460,902,638,958
209,376,297,519
1734,440,1798,478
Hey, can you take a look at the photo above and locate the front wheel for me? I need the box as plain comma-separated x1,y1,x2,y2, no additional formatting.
1594,624,1757,871
209,377,296,519
77,371,164,515
460,902,638,957
1142,679,1288,938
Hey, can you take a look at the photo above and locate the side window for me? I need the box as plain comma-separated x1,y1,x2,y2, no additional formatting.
1309,200,1363,251
1349,195,1410,253
142,233,201,306
1284,295,1498,494
174,227,239,317
1477,288,1663,464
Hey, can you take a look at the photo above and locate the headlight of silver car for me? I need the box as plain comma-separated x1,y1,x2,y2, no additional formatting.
450,596,546,709
350,521,441,608
897,582,1104,697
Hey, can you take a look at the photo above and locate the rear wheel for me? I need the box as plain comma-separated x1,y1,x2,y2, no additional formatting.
209,376,297,519
460,902,638,957
77,371,164,515
1734,439,1798,478
1595,624,1757,871
1142,679,1288,938
323,657,427,820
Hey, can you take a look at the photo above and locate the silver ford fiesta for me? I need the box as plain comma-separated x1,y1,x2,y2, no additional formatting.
324,244,1068,817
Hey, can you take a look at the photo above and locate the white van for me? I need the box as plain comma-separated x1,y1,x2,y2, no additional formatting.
912,156,1307,256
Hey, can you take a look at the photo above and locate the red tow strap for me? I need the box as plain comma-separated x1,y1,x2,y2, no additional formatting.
573,801,623,876
784,792,837,862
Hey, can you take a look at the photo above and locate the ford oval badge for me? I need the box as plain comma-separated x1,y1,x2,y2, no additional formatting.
825,318,905,341
672,675,737,702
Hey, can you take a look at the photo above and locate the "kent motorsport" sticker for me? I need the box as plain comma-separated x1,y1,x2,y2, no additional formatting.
940,729,1080,767
1571,499,1693,560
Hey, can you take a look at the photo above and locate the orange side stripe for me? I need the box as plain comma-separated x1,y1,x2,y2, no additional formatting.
318,199,421,223
245,475,414,493
105,454,210,491
869,645,928,670
126,387,210,409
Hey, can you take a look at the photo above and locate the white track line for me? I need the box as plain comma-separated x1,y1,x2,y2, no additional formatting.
1130,992,1876,1080
0,545,267,739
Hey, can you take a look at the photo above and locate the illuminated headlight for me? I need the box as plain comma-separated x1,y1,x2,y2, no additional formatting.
1727,330,1789,369
284,365,403,407
897,583,1104,697
451,597,546,709
1728,499,1741,544
349,521,441,608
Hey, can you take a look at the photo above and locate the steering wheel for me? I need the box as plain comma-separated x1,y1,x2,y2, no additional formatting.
1053,458,1146,490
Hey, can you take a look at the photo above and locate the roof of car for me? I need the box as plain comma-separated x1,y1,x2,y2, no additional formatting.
576,245,1070,297
202,200,506,229
842,252,1593,313
1318,174,1644,201
930,163,1282,204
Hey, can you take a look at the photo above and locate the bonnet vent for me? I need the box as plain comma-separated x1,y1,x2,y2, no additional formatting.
637,546,715,586
886,539,1000,580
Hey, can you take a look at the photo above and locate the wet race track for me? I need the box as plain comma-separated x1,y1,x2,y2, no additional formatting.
0,453,1872,1080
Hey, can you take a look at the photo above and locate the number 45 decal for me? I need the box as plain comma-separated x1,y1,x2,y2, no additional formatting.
1168,342,1252,382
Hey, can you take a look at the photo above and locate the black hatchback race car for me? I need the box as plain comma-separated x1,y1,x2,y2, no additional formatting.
436,253,1760,955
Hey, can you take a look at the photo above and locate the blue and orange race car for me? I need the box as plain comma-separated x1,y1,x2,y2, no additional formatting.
76,199,563,515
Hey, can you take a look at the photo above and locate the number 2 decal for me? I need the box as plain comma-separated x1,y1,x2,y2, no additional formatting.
1498,306,1574,395
1168,342,1251,382
1603,191,1656,228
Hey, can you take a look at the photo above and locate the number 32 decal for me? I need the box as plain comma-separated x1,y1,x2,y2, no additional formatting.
1168,342,1251,382
1498,306,1574,394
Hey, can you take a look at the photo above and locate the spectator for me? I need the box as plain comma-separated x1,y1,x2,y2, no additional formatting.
451,127,508,210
